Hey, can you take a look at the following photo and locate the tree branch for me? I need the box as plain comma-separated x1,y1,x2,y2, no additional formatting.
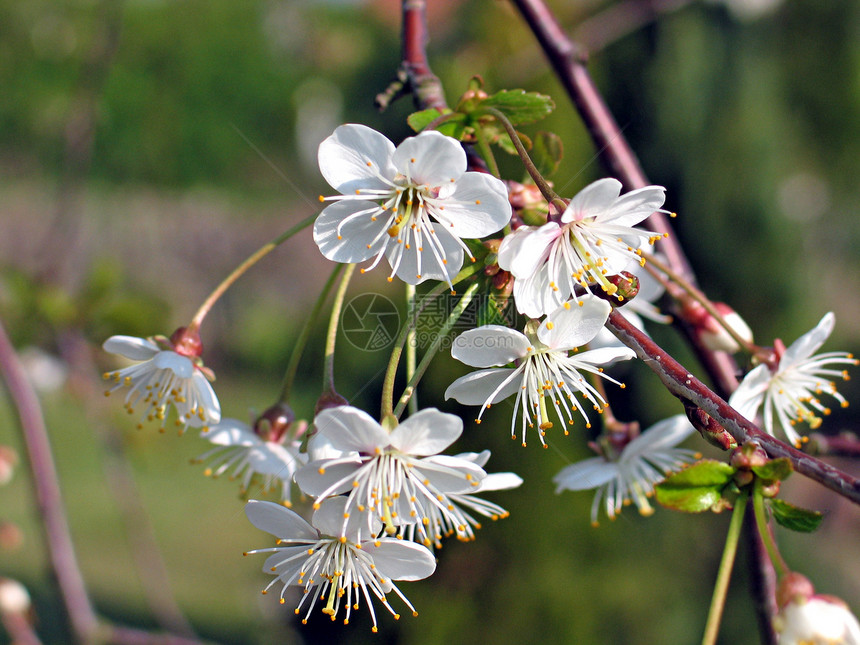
606,310,860,505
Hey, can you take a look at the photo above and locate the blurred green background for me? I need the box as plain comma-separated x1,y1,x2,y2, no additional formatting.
2,0,860,643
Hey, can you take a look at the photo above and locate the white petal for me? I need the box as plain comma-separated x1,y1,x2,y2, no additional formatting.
444,368,521,405
314,201,387,264
363,539,437,581
387,225,463,285
478,472,523,491
538,297,611,350
389,408,461,455
294,458,362,497
553,458,619,492
314,406,389,453
415,455,486,493
562,178,622,223
318,124,396,193
103,335,160,360
311,496,370,538
601,185,666,226
622,415,695,461
781,312,834,368
729,364,771,421
434,172,511,237
245,499,316,540
501,222,559,278
248,443,306,476
200,419,258,446
450,326,530,367
152,351,195,378
512,261,564,318
392,130,465,186
573,346,636,365
189,371,221,424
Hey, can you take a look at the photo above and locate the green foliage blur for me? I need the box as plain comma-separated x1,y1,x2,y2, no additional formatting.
2,1,860,644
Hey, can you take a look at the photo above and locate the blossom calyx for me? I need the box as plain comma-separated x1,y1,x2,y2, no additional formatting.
774,573,860,644
253,403,297,444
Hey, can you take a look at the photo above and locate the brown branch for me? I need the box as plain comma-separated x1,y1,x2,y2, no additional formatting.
0,317,99,642
606,310,860,505
376,0,447,112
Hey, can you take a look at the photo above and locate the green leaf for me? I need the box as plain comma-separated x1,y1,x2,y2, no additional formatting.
407,109,465,138
751,458,793,482
531,131,564,177
769,498,824,533
477,292,514,327
655,460,736,513
481,89,555,125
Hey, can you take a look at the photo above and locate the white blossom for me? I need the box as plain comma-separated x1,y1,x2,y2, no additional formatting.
553,415,698,525
102,335,220,434
244,497,436,631
196,418,307,506
294,406,486,541
445,295,635,446
729,313,858,446
775,596,860,645
498,178,668,317
315,124,511,286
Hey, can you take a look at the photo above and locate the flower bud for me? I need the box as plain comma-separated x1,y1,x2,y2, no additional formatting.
253,403,296,444
683,301,753,353
0,578,30,614
774,573,860,644
684,405,738,450
169,326,204,358
730,442,769,469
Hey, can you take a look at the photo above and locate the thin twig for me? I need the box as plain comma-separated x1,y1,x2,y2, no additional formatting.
0,317,99,643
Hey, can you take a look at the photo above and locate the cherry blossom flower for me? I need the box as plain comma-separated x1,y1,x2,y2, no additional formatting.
445,295,635,446
497,178,669,317
315,124,511,286
196,418,307,506
102,335,220,434
774,573,860,645
294,406,486,540
244,497,436,631
553,415,697,525
729,312,858,446
399,450,522,548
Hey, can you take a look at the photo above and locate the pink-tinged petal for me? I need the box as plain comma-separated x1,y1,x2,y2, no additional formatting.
314,201,388,264
781,312,834,368
444,368,520,405
200,419,258,446
389,408,461,455
622,415,694,461
103,335,160,360
152,351,195,378
434,172,511,237
451,326,530,367
415,455,486,493
294,458,362,497
387,225,463,285
562,178,622,223
499,222,559,278
728,364,771,421
600,185,667,226
363,539,436,581
245,499,316,540
553,458,619,492
313,406,390,453
318,124,396,193
392,130,466,186
538,297,611,350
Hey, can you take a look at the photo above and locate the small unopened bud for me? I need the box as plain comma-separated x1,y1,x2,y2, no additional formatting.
0,578,30,614
684,301,753,353
0,446,18,486
314,391,349,416
169,326,204,358
774,573,860,644
684,404,738,450
253,403,296,444
730,442,769,469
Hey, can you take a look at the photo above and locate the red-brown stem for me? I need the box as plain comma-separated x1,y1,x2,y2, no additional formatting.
606,310,860,505
401,0,447,112
0,318,99,642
